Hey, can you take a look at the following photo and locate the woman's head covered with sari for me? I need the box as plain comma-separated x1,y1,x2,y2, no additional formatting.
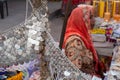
63,4,99,73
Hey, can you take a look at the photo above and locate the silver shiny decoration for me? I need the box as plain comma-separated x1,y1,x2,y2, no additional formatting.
0,0,48,66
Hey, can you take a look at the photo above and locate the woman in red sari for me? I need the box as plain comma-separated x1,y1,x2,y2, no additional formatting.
63,5,104,77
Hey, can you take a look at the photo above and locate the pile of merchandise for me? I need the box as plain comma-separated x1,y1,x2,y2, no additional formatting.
92,17,120,43
104,39,120,80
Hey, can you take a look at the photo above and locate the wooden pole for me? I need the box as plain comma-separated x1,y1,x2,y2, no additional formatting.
59,0,72,49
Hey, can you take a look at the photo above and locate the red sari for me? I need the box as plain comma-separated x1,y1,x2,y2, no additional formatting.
63,5,100,75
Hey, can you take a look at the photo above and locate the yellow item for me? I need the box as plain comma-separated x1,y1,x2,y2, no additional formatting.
106,0,108,12
7,72,23,80
113,14,120,21
112,0,120,16
93,0,96,8
104,12,111,22
93,0,100,17
99,0,105,18
113,0,116,16
108,0,114,17
91,28,106,34
104,0,111,22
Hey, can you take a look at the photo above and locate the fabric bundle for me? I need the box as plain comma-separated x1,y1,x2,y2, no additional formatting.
7,72,23,80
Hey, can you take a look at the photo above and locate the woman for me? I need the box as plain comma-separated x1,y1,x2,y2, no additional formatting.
63,5,104,77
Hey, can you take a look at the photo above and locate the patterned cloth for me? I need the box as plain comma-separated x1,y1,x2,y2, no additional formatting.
65,35,95,74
